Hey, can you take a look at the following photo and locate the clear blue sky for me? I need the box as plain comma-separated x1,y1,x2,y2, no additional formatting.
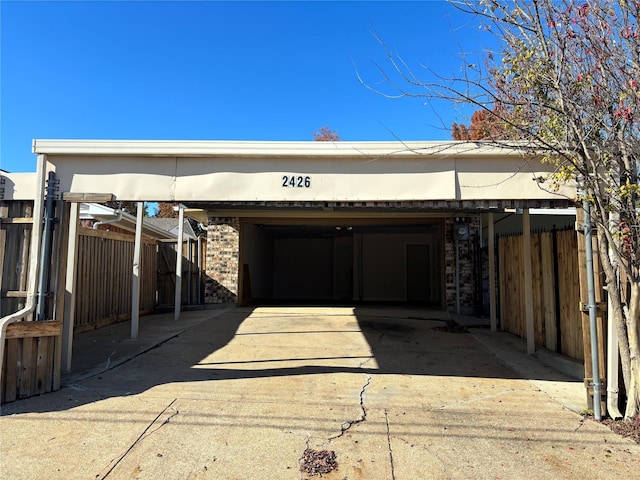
1,1,490,172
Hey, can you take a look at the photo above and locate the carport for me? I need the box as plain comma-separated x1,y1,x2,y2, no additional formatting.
0,140,575,400
239,218,443,305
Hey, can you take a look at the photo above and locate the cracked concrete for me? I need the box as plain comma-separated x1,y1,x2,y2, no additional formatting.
97,399,179,479
2,306,640,480
328,375,371,441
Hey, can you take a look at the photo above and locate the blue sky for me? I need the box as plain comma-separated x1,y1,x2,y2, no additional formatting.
1,1,491,172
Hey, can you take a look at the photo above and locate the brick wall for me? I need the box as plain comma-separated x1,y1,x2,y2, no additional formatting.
205,217,240,304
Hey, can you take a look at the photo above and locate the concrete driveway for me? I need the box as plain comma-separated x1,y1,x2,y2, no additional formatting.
1,306,638,479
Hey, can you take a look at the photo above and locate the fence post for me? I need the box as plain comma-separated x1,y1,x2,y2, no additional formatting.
523,209,535,354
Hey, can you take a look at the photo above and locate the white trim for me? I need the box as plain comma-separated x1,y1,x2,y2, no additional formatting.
33,139,534,159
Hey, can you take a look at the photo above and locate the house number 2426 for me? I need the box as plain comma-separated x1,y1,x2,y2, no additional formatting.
282,175,311,188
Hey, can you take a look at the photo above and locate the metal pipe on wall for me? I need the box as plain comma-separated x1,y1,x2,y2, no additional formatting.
582,199,602,421
37,171,58,321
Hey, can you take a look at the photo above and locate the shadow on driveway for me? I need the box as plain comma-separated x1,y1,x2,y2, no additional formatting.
1,306,581,415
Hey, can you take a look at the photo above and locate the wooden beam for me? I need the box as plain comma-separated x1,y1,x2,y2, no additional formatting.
3,291,28,298
0,217,34,224
61,192,114,202
5,320,62,339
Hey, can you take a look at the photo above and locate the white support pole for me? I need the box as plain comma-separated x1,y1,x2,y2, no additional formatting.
131,202,144,339
522,208,535,354
488,212,497,332
62,202,79,372
174,205,185,321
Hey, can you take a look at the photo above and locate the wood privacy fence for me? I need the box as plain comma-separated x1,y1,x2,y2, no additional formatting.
157,240,203,308
2,200,205,403
74,228,158,332
498,228,586,362
1,201,64,402
0,201,33,316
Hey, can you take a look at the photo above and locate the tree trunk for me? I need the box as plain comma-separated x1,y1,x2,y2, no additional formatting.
597,228,636,419
625,282,640,419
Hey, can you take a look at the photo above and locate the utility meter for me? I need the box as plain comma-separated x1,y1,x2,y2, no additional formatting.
454,223,469,240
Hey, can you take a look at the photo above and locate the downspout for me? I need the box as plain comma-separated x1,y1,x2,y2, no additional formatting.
0,154,47,392
93,209,122,229
582,197,602,421
37,171,58,321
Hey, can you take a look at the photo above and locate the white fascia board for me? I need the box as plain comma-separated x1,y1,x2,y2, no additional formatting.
32,139,531,159
529,207,577,215
79,202,118,219
79,202,177,240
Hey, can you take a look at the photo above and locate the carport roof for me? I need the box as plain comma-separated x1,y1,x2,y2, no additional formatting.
33,139,538,158
29,139,576,206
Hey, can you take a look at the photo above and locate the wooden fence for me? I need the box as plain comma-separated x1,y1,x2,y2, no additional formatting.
498,228,584,361
1,201,34,316
74,228,158,332
1,200,63,403
157,240,203,308
2,199,205,403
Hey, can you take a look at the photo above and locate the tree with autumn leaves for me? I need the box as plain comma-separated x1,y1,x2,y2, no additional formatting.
452,105,515,140
313,126,342,141
371,0,639,419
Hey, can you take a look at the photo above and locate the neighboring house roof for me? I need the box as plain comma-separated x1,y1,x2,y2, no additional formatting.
79,203,177,240
144,217,199,240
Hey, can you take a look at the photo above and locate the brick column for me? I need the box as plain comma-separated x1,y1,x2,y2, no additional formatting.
205,217,240,304
444,215,480,314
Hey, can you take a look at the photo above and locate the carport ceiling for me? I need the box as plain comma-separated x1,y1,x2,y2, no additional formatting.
252,223,441,238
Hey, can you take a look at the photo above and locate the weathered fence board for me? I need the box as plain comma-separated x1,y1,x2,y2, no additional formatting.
1,201,33,316
2,321,62,403
498,228,584,361
74,228,158,332
157,240,203,307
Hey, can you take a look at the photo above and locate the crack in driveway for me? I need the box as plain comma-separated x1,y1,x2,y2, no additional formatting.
328,375,372,441
96,398,179,479
384,409,396,480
